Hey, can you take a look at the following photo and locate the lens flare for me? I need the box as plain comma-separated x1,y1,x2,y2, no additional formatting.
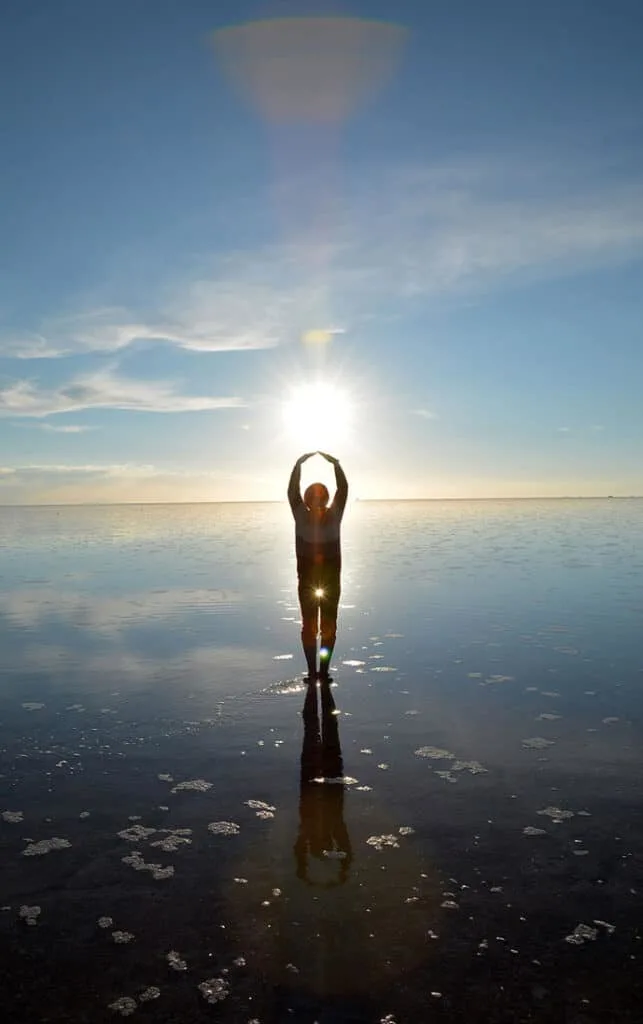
315,588,325,598
212,18,406,125
213,18,406,323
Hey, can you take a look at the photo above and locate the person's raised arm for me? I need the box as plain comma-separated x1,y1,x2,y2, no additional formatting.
320,452,348,515
287,453,315,514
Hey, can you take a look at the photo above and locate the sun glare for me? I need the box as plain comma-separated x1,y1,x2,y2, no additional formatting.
282,382,353,449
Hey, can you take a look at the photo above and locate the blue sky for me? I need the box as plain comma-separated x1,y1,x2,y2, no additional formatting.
1,0,642,502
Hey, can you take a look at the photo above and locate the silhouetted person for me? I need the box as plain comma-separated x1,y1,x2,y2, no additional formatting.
294,679,352,885
288,451,348,680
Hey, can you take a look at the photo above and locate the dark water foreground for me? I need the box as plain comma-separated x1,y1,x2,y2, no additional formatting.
1,500,642,1022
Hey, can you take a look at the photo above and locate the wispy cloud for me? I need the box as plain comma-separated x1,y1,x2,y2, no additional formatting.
0,463,161,483
41,423,95,433
0,462,272,504
11,421,96,434
411,408,438,420
5,643,276,693
0,367,243,418
2,260,321,359
4,160,643,360
0,585,242,633
344,166,643,301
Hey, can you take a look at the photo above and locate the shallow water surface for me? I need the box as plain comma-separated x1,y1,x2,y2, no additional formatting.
1,499,642,1022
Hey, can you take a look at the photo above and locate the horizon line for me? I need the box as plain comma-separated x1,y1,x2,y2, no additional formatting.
0,495,641,509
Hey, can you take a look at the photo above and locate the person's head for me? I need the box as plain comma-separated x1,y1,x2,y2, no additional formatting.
304,482,329,510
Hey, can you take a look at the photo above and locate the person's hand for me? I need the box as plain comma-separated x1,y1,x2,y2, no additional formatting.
319,451,339,465
297,452,316,464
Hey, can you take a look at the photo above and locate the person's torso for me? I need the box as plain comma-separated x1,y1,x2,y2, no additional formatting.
294,506,342,569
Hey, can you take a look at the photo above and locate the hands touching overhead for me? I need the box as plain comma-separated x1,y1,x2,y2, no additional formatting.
297,451,340,465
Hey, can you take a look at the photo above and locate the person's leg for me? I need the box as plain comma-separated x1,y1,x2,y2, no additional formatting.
319,569,340,680
298,576,319,679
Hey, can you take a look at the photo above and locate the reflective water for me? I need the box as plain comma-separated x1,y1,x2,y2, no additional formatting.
1,500,642,1022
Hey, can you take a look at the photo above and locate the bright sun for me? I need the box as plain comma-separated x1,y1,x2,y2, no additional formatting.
282,382,353,450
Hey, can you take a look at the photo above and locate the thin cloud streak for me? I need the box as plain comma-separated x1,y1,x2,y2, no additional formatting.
4,161,643,360
41,423,95,433
40,423,95,434
0,367,243,418
2,261,320,359
0,463,157,477
0,462,272,504
8,421,96,433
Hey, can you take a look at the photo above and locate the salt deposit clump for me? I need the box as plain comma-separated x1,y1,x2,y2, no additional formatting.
2,811,24,823
415,746,455,761
139,987,160,1002
108,996,137,1016
537,806,574,823
564,923,598,945
23,837,71,857
19,905,41,926
121,850,174,880
171,779,212,793
366,834,400,851
208,821,240,836
522,737,554,750
167,950,187,971
198,977,229,1004
118,825,156,842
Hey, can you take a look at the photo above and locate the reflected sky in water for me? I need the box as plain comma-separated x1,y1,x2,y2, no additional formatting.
1,500,642,1022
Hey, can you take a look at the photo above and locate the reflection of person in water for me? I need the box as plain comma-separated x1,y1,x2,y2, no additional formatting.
287,451,348,681
294,679,352,885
